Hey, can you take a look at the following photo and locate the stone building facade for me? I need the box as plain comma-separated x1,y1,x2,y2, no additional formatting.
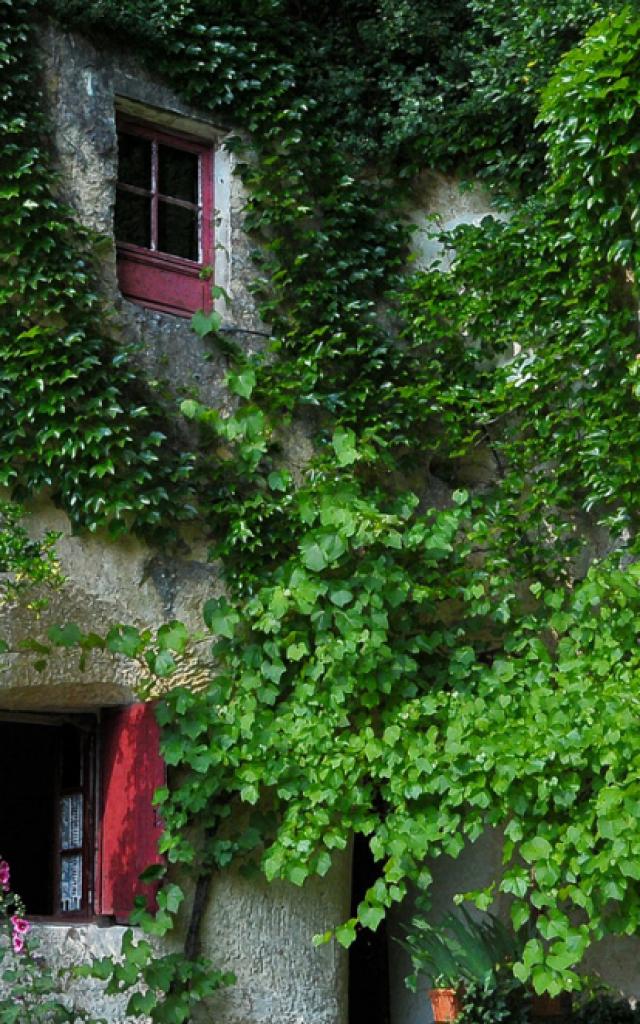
1,19,639,1024
1,21,348,1024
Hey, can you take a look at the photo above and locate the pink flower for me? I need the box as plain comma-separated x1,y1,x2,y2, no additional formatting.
0,861,9,892
10,915,29,954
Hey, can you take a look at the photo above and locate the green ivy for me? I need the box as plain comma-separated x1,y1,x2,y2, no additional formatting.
0,0,196,537
4,0,640,999
0,502,61,655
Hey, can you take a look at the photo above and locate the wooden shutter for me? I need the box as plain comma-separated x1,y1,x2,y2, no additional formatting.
98,702,165,921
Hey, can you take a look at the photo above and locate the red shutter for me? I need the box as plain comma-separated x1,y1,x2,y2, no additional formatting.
98,702,165,922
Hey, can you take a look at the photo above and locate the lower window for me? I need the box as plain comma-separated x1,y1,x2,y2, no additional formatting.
0,704,164,921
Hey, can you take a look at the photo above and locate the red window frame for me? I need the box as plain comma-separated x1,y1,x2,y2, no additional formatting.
115,115,214,318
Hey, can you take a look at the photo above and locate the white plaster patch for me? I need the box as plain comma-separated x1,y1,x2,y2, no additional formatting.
409,171,501,271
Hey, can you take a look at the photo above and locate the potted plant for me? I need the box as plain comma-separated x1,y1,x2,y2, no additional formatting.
401,907,523,1023
428,980,465,1023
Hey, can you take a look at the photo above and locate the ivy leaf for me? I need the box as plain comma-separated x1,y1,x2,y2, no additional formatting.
511,902,531,931
335,920,357,948
180,399,201,420
286,641,308,661
203,597,240,638
332,427,359,466
315,851,332,876
359,905,385,931
127,992,156,1016
191,309,223,338
211,284,230,302
106,625,146,658
148,649,177,678
139,863,167,884
157,620,189,654
159,883,185,914
521,837,553,863
300,540,328,572
228,367,257,399
287,864,308,886
48,622,82,647
268,470,289,491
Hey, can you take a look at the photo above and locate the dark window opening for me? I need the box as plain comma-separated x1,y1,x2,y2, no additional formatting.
114,188,151,249
118,132,151,190
0,716,95,917
157,199,198,261
0,705,165,922
115,131,201,260
158,144,198,204
349,833,391,1024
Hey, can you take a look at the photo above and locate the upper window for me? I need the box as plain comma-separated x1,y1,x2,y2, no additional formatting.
115,116,214,318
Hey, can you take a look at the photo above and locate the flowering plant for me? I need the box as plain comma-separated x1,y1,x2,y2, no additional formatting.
0,859,30,957
0,855,103,1023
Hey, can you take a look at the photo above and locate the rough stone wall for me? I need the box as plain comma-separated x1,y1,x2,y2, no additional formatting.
0,21,271,696
32,924,144,1023
195,855,351,1024
391,175,640,1020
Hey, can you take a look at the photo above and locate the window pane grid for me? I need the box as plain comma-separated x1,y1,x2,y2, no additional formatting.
117,130,202,261
116,183,152,198
117,182,197,210
115,115,213,316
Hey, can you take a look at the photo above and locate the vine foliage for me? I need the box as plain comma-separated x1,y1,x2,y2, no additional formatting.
3,0,640,1000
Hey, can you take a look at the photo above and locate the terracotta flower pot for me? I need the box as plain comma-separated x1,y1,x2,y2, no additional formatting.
429,987,463,1023
531,992,572,1020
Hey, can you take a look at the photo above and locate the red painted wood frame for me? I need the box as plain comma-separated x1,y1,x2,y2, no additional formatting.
115,116,214,318
97,703,166,922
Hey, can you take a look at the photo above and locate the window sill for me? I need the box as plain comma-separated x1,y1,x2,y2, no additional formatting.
117,243,211,318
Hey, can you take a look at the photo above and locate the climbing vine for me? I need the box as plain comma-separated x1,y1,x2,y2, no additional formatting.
0,501,60,636
4,0,640,1000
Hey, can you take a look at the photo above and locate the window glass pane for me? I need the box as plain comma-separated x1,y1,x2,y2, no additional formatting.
115,188,151,248
158,144,198,203
61,726,82,789
158,200,198,260
117,132,151,189
60,793,83,850
60,853,83,913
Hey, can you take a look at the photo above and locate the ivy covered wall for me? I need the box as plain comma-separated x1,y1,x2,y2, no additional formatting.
5,0,640,1020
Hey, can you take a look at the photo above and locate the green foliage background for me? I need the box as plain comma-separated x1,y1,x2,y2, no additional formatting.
4,0,640,996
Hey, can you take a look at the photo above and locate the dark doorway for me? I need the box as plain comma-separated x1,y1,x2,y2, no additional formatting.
349,833,391,1024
